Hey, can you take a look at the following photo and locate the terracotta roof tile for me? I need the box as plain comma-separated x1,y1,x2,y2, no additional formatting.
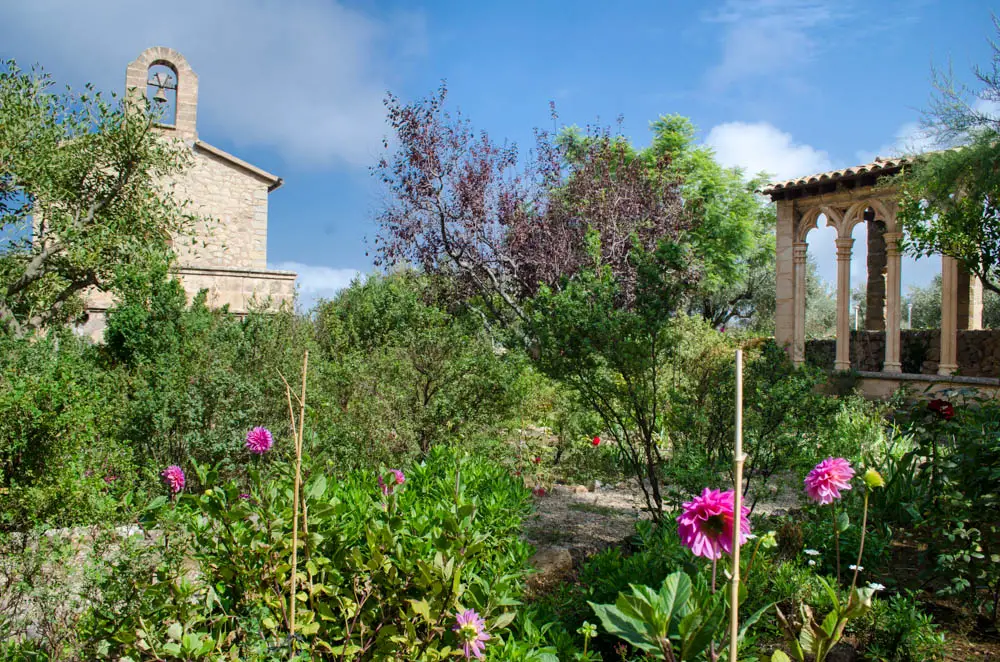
762,156,911,195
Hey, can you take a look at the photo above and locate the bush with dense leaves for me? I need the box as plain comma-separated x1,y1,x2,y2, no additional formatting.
76,447,534,661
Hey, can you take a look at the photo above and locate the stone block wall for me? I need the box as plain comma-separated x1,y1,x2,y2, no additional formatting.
170,146,269,271
805,329,1000,377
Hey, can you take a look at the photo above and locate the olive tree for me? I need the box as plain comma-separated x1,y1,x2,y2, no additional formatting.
0,60,192,337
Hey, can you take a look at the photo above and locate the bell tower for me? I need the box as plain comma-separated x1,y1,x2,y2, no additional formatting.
125,46,199,141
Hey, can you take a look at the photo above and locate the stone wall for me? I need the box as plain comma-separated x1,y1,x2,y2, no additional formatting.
170,145,270,271
805,329,1000,377
77,267,297,342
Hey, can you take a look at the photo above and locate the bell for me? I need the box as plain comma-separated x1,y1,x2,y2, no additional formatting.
153,86,168,104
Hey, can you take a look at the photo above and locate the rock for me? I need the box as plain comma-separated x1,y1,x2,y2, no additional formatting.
571,485,588,494
826,642,857,662
551,484,573,496
590,479,603,492
528,546,573,587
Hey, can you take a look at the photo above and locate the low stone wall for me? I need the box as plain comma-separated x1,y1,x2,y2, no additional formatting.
805,329,1000,378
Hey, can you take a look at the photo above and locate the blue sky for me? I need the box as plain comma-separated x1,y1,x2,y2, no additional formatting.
2,0,995,309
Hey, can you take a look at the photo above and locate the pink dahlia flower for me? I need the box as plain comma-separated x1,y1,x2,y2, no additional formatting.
453,609,491,659
676,488,750,560
245,426,274,454
161,465,185,494
804,457,854,504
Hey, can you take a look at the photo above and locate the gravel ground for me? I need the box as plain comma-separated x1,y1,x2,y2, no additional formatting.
524,474,804,566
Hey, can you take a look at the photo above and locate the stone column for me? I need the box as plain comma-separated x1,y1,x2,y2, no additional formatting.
957,266,984,330
835,237,855,371
971,276,984,329
792,242,808,366
883,232,903,373
866,219,887,331
775,201,797,359
939,255,959,375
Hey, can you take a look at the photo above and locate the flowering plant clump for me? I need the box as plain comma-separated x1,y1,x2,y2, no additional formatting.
245,426,274,454
161,465,185,494
453,609,490,659
927,398,955,421
804,457,854,505
676,487,751,560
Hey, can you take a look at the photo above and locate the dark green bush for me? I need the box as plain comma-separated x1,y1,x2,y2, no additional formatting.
0,332,131,530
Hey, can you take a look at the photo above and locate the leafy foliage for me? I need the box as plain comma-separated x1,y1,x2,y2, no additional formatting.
83,448,533,661
0,60,192,337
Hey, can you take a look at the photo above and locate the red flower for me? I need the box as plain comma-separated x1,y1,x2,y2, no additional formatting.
532,456,541,464
592,436,601,447
532,486,546,497
928,399,955,421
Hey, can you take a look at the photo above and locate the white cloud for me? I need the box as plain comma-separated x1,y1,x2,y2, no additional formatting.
855,121,937,164
704,0,837,92
705,121,832,180
0,1,426,168
269,261,361,312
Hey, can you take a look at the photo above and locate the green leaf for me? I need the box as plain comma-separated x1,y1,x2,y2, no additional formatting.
409,598,432,623
770,651,793,662
836,510,850,534
491,611,517,630
589,600,660,654
658,571,693,625
166,622,183,642
307,475,327,501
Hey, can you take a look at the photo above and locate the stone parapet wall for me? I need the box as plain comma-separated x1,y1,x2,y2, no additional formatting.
78,267,296,341
805,329,1000,378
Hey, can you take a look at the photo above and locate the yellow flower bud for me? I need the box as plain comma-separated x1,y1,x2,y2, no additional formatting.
204,489,213,496
863,468,885,490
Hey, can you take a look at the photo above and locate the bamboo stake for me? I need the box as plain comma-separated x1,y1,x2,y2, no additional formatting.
729,349,744,662
289,350,309,645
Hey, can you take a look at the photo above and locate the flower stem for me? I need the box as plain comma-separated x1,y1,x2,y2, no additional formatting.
850,489,870,593
832,500,841,583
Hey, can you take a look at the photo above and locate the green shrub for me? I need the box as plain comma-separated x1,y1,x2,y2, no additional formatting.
314,272,527,468
83,446,533,660
874,393,1000,623
855,592,945,661
0,332,131,530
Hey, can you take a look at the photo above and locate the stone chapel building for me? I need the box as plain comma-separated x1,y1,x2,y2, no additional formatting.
80,46,296,339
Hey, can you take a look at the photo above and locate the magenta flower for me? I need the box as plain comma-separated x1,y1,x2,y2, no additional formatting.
676,488,751,560
245,426,274,455
379,469,405,496
161,465,185,494
239,493,251,500
804,457,855,504
453,609,491,659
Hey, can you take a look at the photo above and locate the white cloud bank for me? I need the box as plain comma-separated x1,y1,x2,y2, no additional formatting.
269,262,361,312
0,1,426,167
704,0,838,92
705,121,833,180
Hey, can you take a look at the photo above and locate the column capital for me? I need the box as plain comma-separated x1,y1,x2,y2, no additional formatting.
883,231,903,254
793,241,808,263
835,236,854,259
